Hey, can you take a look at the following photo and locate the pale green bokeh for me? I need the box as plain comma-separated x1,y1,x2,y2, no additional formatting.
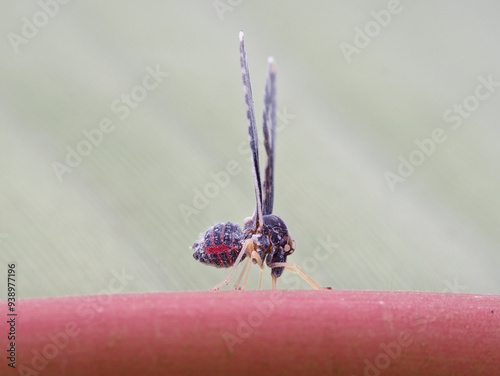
1,1,499,298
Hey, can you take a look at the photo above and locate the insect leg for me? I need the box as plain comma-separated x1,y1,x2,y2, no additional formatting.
269,262,332,290
210,238,252,291
233,257,250,290
237,251,254,290
258,262,265,290
239,250,264,290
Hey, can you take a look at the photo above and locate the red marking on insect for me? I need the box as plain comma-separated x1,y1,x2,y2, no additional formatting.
204,245,232,255
193,222,244,268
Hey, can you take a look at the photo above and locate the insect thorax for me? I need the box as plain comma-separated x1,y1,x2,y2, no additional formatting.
262,215,295,275
241,214,295,278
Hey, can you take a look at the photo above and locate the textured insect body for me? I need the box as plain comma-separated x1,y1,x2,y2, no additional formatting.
192,222,244,268
191,32,330,291
261,214,295,278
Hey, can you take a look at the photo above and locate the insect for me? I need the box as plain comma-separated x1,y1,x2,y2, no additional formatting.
191,31,330,291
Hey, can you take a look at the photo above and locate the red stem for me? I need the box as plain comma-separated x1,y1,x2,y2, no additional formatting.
4,290,500,375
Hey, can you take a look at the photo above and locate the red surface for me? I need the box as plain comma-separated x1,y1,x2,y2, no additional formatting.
3,290,500,375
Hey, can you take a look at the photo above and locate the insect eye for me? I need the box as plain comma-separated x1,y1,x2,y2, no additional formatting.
284,235,295,255
290,236,296,254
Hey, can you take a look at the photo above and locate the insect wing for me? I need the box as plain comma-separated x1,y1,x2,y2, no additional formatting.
239,31,263,230
262,57,276,216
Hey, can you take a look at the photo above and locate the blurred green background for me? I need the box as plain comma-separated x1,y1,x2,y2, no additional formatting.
1,1,499,298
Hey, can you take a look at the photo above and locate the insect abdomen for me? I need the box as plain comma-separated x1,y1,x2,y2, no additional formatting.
192,222,243,268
